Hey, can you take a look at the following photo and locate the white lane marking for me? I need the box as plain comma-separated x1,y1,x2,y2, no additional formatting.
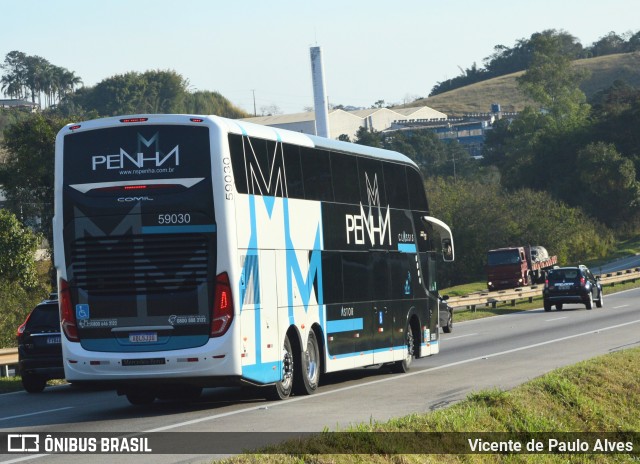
5,319,640,462
146,318,640,433
444,333,478,341
545,317,567,322
0,406,73,422
613,305,629,309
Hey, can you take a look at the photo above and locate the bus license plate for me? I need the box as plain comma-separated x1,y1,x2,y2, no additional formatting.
129,332,157,343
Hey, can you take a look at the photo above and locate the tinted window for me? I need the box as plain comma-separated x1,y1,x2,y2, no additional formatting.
383,162,410,210
548,269,580,281
357,158,387,207
407,167,428,211
283,143,304,199
26,304,60,331
301,147,333,201
64,125,209,184
371,252,390,301
488,250,521,266
229,133,247,194
342,252,371,302
245,137,270,195
321,252,343,304
331,152,360,204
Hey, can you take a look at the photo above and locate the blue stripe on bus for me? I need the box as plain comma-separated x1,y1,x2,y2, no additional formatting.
141,224,216,234
79,335,209,352
326,318,364,333
398,243,417,253
242,362,281,384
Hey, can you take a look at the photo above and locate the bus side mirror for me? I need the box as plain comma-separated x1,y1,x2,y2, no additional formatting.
422,216,455,263
442,238,454,262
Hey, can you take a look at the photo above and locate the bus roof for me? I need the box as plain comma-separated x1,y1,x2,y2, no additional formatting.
60,114,419,170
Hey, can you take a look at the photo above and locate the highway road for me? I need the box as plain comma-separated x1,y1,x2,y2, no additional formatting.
1,287,639,463
596,254,640,274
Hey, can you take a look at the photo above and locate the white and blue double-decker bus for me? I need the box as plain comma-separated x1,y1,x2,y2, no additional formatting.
53,114,454,404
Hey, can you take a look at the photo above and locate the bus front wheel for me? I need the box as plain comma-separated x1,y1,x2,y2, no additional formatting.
392,321,416,373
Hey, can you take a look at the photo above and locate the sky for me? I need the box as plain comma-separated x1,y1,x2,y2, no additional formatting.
2,0,639,115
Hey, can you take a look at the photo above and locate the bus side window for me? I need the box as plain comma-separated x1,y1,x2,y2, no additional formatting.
282,143,304,199
357,157,387,207
407,167,428,211
331,152,360,204
301,147,333,202
383,162,410,210
228,134,248,194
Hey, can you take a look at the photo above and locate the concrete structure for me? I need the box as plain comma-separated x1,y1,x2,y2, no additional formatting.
309,46,330,137
0,99,38,111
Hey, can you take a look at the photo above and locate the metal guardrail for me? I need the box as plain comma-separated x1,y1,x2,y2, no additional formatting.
448,267,640,310
0,348,18,377
0,268,638,376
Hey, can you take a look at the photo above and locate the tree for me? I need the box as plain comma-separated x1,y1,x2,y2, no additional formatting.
0,51,82,108
354,126,382,148
69,70,187,116
259,104,282,116
0,209,40,288
516,32,590,132
182,90,248,118
0,113,73,246
431,29,584,96
589,31,626,56
65,70,248,118
576,142,640,226
1,51,29,100
426,178,614,286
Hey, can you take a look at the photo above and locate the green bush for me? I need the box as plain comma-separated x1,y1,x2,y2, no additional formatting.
427,178,615,286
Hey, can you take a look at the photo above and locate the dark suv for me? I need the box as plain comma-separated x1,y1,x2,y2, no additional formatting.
17,297,65,392
439,295,453,333
543,265,603,311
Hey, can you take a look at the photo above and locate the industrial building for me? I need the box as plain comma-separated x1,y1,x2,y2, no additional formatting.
242,105,448,140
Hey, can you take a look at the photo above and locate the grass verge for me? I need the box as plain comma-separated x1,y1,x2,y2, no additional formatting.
224,347,640,463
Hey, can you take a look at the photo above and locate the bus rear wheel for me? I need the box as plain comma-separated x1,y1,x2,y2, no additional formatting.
294,330,320,395
264,335,294,400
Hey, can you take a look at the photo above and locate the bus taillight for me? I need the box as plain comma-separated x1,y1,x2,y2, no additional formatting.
59,278,79,342
211,272,233,337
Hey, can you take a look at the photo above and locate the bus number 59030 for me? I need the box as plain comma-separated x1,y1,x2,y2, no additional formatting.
158,213,191,224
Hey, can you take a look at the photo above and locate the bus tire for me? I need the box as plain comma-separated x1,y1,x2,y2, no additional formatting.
294,329,320,395
392,320,416,374
265,335,294,400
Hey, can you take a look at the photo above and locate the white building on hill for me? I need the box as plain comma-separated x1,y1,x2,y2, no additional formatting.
242,105,447,140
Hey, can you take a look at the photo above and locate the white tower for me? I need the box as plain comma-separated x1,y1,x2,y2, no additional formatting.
310,46,331,138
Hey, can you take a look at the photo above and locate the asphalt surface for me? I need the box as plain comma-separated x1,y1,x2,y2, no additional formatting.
1,287,639,463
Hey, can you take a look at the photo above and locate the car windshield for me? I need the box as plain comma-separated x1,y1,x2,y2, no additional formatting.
488,250,520,266
548,269,579,282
